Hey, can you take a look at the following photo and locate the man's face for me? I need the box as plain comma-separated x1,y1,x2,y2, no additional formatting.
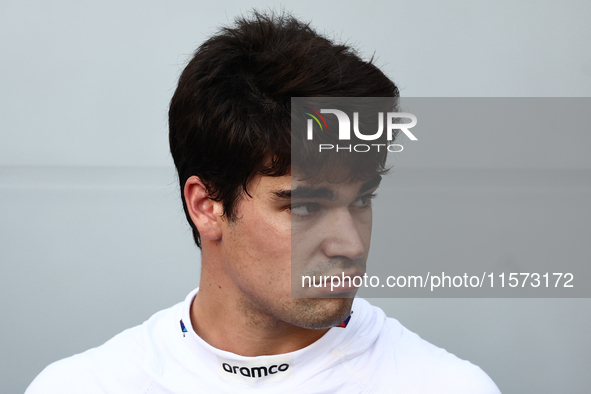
217,170,380,329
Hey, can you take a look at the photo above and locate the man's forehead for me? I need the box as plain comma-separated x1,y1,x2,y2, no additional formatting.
292,174,381,190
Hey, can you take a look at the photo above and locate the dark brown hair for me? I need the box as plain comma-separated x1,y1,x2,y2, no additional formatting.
169,10,398,248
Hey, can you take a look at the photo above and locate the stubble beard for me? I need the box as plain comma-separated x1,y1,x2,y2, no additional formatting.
283,257,363,328
238,290,354,331
284,297,354,329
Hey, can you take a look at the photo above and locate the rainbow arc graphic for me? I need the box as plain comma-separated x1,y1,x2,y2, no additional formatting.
303,107,328,131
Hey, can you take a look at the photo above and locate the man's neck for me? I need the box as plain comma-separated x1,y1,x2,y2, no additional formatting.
190,282,329,357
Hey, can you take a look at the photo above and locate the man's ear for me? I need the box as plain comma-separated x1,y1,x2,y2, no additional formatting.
183,176,223,242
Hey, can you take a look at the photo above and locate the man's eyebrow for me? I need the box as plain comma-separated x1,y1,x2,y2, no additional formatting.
358,175,382,195
273,186,335,201
272,175,382,201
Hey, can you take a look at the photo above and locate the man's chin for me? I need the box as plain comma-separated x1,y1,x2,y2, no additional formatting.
286,297,354,330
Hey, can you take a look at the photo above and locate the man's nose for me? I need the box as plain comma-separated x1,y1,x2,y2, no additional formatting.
321,208,367,261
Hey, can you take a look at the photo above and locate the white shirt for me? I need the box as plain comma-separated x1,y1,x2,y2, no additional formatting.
26,288,500,393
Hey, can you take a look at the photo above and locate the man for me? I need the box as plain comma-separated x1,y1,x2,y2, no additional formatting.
27,11,500,393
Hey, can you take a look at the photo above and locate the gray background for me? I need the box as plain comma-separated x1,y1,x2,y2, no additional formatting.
1,0,590,393
375,98,591,298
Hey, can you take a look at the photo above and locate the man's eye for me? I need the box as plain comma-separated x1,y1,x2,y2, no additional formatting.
351,193,376,209
290,203,321,218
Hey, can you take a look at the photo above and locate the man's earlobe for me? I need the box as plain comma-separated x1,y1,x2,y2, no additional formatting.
184,176,223,241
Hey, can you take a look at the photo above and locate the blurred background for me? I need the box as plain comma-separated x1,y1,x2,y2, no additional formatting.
1,1,590,393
